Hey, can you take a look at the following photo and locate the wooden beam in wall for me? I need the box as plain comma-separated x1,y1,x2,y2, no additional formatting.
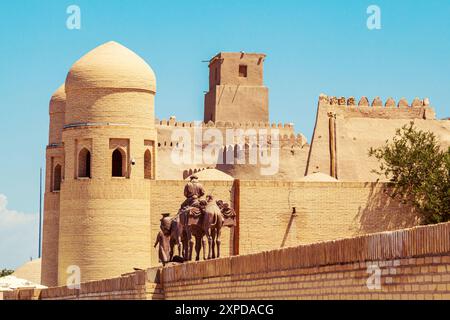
232,179,240,256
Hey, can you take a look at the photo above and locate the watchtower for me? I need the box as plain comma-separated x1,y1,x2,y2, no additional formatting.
204,52,269,123
54,41,157,285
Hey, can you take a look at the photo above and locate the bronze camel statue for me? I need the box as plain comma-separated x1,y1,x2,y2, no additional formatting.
161,198,235,262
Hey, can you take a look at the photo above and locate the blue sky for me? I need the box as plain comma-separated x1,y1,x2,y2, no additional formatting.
0,0,449,269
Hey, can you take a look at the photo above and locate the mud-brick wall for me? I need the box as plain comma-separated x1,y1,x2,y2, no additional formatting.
3,269,163,300
6,223,450,300
162,222,450,300
148,180,419,261
237,181,418,255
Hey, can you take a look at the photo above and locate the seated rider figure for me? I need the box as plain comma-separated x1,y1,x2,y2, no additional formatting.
180,175,206,210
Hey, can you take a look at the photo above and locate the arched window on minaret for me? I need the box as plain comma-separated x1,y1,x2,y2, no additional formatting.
144,149,152,179
112,148,126,177
53,164,62,191
78,148,91,178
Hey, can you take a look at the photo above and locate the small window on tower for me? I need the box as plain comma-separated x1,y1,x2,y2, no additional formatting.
239,65,247,77
53,164,62,191
78,148,91,178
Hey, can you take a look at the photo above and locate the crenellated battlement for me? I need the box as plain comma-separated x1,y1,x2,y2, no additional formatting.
155,118,295,130
318,93,431,108
155,117,306,149
317,94,436,120
156,132,308,150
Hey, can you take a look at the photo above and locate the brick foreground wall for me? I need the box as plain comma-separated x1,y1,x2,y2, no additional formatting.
3,269,164,300
163,222,450,300
5,222,450,300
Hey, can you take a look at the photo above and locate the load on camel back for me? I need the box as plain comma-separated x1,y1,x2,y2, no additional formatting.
154,176,236,265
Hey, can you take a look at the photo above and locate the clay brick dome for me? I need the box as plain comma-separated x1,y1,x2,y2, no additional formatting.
65,41,156,93
48,84,66,144
49,84,66,114
63,41,157,127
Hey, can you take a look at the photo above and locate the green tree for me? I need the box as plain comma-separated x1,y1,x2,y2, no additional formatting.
369,121,450,224
0,269,14,277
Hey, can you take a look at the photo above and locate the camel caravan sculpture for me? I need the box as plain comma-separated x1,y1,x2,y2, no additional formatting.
154,176,236,265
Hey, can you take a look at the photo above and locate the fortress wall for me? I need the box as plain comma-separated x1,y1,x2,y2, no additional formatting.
12,222,450,300
146,180,418,266
149,180,419,265
306,100,450,181
156,120,299,146
337,105,432,119
156,145,310,181
156,122,309,180
4,269,163,300
162,222,450,300
216,146,310,181
147,180,418,265
237,181,419,255
155,147,211,180
335,118,450,181
305,104,332,178
47,179,420,285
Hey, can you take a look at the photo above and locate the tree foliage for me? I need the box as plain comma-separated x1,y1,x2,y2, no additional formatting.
369,122,450,224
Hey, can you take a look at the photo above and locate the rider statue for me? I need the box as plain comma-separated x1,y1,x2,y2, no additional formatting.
180,175,205,209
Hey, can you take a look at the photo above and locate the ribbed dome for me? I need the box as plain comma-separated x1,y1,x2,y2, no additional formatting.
49,84,66,114
65,41,156,92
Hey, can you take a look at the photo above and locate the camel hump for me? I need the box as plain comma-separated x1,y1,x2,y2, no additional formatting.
205,202,221,215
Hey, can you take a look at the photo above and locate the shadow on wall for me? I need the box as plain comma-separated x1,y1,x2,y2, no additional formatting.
355,183,420,234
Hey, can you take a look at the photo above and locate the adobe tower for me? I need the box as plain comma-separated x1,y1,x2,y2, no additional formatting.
41,41,158,286
41,84,65,287
204,52,269,123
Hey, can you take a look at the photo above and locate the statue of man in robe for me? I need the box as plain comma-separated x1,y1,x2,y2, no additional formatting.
180,175,205,209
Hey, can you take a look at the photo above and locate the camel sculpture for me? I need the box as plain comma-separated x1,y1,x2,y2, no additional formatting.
181,197,224,261
158,196,235,263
